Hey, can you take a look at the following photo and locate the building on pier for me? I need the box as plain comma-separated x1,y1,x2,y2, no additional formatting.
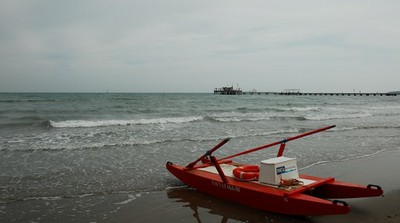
214,86,243,95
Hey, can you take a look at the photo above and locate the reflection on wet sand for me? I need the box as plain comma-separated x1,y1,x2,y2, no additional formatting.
167,187,312,223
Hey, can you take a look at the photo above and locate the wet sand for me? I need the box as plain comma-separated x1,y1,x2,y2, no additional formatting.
113,149,400,223
1,149,399,223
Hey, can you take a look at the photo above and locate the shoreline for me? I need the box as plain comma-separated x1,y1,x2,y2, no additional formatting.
1,149,400,223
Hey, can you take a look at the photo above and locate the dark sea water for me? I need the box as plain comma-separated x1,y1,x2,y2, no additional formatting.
0,93,399,210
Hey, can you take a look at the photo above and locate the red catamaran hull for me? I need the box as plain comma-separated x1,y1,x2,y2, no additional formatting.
167,162,382,216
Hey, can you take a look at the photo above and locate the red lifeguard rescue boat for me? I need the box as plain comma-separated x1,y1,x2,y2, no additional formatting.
166,125,383,216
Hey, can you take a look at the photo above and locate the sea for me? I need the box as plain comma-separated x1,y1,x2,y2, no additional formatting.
0,93,399,220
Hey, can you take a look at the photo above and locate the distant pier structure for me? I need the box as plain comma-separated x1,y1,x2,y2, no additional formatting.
214,87,398,96
214,86,243,95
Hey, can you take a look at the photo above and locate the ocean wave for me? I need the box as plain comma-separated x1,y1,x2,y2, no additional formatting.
0,188,160,205
300,148,393,170
234,107,284,113
318,125,400,133
209,115,307,123
234,106,321,113
330,126,358,132
251,128,300,137
49,116,203,128
207,116,271,122
0,99,60,103
210,115,305,122
299,160,330,170
1,128,301,152
281,107,322,112
304,112,372,121
0,117,50,129
350,125,400,131
206,111,308,123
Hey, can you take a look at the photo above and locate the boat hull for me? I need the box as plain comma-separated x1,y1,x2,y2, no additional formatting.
166,162,373,216
166,126,383,216
307,178,383,199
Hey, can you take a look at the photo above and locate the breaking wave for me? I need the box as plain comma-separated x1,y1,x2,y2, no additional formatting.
1,128,301,152
207,116,271,122
47,111,386,128
49,116,203,128
233,106,321,113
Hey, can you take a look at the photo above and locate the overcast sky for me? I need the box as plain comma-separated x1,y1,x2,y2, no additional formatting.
0,1,399,93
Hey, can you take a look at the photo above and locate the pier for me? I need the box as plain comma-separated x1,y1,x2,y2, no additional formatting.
241,92,397,96
214,87,398,96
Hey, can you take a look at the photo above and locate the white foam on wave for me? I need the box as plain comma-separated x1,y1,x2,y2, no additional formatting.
115,194,137,205
283,107,321,112
212,116,271,122
330,126,358,132
114,193,147,205
299,160,330,170
209,111,273,123
305,112,372,121
49,116,203,128
254,128,300,137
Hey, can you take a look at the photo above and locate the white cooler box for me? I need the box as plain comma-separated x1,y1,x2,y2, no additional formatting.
259,156,299,185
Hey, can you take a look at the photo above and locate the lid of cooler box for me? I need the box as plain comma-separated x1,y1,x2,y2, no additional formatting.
260,156,296,164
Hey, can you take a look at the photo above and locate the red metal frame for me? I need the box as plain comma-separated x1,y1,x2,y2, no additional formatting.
219,125,335,162
210,155,228,183
277,143,286,157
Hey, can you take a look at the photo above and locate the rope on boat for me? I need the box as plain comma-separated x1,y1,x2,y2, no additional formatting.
279,178,304,187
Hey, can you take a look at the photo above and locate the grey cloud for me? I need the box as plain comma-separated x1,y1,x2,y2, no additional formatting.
0,1,399,92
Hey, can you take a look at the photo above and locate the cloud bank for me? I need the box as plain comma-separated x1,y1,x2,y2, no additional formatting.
1,1,399,92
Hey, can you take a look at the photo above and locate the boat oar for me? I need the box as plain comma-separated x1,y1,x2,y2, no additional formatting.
219,125,335,161
186,138,231,169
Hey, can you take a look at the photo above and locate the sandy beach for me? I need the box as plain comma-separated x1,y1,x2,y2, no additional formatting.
116,149,400,223
2,149,399,223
